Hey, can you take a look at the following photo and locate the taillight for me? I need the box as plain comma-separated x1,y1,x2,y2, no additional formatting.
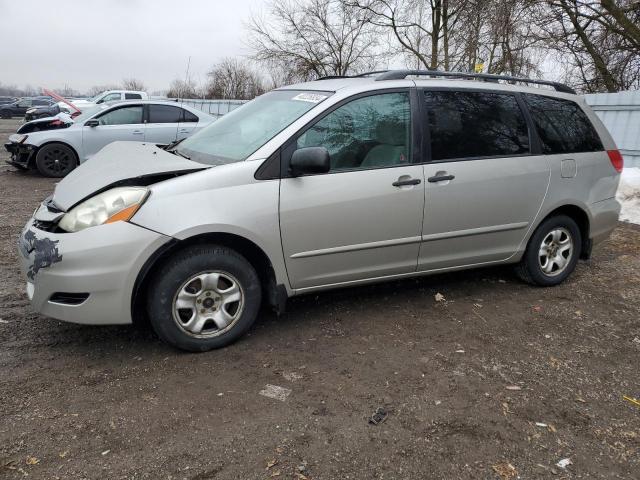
607,150,624,173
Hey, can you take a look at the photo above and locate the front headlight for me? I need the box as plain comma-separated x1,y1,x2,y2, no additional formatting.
58,187,149,233
15,134,28,144
26,108,36,114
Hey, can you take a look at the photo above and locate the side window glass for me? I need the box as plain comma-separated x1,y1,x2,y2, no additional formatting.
125,93,142,100
424,91,530,161
296,92,411,171
182,109,199,123
99,93,121,104
148,104,183,123
524,94,603,154
98,106,143,125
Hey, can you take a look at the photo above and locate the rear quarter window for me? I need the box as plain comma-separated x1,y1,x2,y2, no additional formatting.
182,109,199,122
523,94,603,154
125,93,142,100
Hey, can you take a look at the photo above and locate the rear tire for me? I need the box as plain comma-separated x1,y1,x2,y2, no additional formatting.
516,215,582,286
35,143,77,177
146,245,262,352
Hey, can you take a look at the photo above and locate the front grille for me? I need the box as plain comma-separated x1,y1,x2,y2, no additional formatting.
32,219,59,233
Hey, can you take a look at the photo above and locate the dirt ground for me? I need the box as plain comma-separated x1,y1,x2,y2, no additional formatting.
0,117,638,480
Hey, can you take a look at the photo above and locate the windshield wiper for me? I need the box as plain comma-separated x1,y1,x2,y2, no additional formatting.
172,148,191,160
164,137,185,151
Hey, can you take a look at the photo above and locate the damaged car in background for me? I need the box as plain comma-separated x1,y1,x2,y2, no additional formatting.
5,100,214,177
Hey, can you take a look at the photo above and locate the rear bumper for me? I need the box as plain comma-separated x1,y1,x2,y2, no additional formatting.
590,197,622,246
18,217,171,325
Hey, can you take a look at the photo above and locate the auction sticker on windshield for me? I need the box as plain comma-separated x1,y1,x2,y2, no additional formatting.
292,93,328,103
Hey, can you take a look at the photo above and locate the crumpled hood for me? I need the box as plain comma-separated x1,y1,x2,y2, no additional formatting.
51,141,206,210
17,113,74,133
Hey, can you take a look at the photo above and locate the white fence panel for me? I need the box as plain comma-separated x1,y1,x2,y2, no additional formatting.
584,91,640,168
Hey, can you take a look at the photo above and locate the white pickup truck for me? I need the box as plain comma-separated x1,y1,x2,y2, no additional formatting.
58,90,149,112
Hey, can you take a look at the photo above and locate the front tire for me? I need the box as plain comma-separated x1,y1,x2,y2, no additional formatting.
35,143,77,177
516,215,582,286
146,245,262,352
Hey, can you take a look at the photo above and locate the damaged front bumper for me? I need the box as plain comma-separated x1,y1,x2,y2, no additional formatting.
5,135,36,168
18,203,172,325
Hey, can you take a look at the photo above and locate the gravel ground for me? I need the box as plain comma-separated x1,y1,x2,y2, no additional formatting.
0,118,639,479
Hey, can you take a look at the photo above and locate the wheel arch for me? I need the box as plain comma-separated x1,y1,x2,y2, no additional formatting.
32,141,80,168
534,204,592,259
131,232,286,325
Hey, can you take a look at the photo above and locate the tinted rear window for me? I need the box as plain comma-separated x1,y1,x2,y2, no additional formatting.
183,109,198,122
148,104,182,123
125,93,142,99
424,91,530,161
524,94,603,154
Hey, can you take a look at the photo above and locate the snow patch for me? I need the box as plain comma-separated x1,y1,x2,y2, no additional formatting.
617,168,640,225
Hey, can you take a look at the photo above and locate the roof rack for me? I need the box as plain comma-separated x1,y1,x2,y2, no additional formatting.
375,69,576,94
317,70,390,80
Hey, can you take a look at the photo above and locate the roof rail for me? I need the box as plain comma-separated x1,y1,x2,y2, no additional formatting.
317,70,390,81
375,70,576,94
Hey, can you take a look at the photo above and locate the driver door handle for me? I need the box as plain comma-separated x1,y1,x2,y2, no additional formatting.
392,177,421,187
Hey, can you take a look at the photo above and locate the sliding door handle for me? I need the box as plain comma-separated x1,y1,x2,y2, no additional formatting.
427,174,455,183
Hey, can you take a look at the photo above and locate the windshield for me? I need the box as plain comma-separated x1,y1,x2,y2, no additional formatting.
176,90,332,165
73,104,107,123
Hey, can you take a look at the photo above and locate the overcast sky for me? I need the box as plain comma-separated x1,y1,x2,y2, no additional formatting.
0,0,263,93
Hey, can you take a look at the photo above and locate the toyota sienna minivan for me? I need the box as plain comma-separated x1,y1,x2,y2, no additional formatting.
18,70,622,351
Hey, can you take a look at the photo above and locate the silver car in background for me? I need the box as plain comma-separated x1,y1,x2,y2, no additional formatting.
17,70,622,351
5,100,214,177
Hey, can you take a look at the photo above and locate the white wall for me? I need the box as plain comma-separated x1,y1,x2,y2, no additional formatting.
584,91,640,168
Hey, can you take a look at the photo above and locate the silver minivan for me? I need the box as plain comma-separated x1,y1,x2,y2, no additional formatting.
18,70,622,351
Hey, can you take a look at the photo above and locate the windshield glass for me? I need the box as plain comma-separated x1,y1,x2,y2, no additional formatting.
73,104,107,123
176,90,332,165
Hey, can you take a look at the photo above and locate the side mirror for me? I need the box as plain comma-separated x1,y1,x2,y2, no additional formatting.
290,147,330,176
85,119,99,127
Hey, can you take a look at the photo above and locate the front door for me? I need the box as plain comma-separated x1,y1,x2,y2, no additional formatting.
417,90,550,271
279,90,425,290
82,104,145,160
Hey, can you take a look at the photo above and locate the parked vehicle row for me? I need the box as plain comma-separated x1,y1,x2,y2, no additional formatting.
5,100,214,176
0,97,56,119
17,70,622,351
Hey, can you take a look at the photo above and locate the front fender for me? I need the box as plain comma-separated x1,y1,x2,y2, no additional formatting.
131,160,289,290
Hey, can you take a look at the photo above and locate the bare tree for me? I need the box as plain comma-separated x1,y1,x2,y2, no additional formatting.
528,0,640,92
249,0,381,81
346,0,469,70
166,78,200,99
122,78,147,91
205,58,266,99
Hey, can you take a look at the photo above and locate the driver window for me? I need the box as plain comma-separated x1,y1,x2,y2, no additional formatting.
296,92,411,171
98,106,143,125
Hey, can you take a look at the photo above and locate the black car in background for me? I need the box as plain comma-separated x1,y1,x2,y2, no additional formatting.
0,98,54,119
24,103,62,121
0,96,18,105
